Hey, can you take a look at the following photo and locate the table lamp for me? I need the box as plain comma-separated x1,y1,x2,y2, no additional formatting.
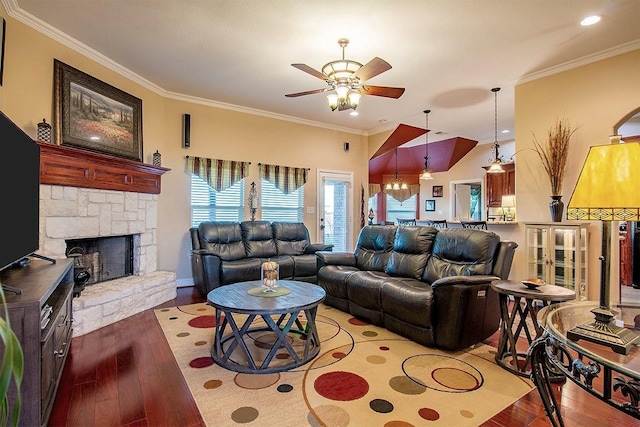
501,195,516,221
566,136,640,354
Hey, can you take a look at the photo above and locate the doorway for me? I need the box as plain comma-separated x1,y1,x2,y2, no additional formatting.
449,179,484,221
318,170,353,252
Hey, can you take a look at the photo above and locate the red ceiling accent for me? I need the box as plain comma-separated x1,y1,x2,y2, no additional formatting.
371,124,426,160
369,135,477,184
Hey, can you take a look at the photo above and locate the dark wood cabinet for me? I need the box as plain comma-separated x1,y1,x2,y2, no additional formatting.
484,162,515,207
0,258,73,427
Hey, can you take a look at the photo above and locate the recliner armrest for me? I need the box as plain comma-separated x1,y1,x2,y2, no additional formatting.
431,275,500,289
306,243,334,254
316,251,356,269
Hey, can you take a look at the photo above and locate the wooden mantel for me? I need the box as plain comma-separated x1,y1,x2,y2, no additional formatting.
37,142,170,194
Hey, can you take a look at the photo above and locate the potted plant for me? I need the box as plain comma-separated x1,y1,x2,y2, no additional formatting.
0,285,23,426
532,117,578,221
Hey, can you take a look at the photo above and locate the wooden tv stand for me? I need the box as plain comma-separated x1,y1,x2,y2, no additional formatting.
0,258,73,427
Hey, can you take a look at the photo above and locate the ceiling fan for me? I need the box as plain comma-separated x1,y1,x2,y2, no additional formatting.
285,38,405,111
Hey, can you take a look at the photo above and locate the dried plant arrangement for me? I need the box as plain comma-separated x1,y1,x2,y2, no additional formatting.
532,117,578,196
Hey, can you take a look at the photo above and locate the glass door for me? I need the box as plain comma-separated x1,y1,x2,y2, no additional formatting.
318,170,353,252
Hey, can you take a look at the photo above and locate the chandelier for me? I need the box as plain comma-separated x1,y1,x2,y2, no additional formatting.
487,87,505,174
420,109,434,180
385,148,408,190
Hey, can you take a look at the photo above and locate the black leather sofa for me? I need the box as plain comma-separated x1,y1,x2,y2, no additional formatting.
190,220,333,296
316,225,517,351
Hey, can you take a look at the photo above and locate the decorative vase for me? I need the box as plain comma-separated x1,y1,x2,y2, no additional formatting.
549,195,564,222
261,261,279,293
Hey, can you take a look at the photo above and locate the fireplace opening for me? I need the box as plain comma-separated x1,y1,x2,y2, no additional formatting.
66,235,134,286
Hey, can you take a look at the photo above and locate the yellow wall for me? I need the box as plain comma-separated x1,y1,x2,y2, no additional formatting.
0,9,368,283
514,49,640,301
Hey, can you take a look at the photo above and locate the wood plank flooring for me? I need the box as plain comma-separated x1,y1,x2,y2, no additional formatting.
48,287,639,426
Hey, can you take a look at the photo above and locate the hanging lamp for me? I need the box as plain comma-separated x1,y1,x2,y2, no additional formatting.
385,148,408,190
487,87,505,174
420,109,434,180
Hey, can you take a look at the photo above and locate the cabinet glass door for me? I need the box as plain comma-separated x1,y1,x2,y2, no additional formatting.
525,223,588,300
526,226,548,279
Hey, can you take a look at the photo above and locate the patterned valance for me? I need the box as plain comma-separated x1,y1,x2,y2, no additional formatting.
383,184,421,203
187,156,249,192
368,183,381,197
259,163,308,194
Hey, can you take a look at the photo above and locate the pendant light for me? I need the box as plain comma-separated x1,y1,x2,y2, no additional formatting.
420,109,434,180
385,148,408,190
487,87,505,174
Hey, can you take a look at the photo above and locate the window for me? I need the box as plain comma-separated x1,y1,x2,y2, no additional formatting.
385,194,417,224
190,174,245,226
260,179,304,222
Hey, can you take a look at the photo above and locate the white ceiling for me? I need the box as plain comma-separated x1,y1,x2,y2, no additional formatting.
6,0,640,145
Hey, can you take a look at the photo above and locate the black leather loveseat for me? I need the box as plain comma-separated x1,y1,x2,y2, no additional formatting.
190,220,333,296
316,225,517,351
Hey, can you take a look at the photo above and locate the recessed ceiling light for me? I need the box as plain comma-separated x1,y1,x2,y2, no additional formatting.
350,111,359,116
378,119,387,124
501,129,510,134
580,15,601,26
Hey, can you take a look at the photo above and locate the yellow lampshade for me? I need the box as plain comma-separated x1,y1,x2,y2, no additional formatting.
567,141,640,221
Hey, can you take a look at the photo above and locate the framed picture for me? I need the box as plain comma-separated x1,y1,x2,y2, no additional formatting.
0,18,5,86
432,185,443,197
54,59,143,161
425,200,436,212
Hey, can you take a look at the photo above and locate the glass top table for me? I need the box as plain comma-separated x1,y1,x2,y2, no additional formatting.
530,301,640,426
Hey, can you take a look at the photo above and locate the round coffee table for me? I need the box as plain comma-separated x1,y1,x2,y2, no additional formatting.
207,280,326,373
491,280,576,377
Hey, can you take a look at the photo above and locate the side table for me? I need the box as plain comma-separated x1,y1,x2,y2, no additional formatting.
491,280,575,377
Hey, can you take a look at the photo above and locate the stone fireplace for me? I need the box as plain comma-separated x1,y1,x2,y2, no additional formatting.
38,142,174,337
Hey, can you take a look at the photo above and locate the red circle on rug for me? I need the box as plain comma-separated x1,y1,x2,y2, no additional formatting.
188,315,216,328
189,357,214,368
314,371,369,401
418,407,440,421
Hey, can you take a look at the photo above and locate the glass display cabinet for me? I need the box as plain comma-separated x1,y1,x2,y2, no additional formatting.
524,222,589,300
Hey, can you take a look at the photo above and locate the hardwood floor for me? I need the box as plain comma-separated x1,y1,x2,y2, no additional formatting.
48,287,639,427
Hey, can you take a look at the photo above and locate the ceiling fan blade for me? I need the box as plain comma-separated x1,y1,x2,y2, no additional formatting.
285,88,328,97
291,63,327,80
353,57,392,81
361,85,406,99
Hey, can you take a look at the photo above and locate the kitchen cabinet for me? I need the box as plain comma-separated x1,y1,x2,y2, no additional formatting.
484,162,515,208
524,222,588,300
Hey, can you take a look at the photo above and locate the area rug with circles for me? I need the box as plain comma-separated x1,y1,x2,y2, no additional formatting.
155,302,533,426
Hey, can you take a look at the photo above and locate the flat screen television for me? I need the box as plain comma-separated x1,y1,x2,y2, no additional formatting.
0,111,40,273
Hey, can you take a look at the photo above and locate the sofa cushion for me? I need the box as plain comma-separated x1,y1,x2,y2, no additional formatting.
386,226,437,279
354,225,397,272
241,221,278,258
272,222,309,255
423,228,499,283
381,278,434,328
197,221,247,260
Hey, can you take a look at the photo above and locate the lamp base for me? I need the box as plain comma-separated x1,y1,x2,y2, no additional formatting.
567,306,640,355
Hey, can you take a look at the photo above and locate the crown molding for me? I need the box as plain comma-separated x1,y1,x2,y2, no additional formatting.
1,0,366,136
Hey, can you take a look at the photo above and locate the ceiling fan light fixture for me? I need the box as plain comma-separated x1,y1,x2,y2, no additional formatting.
287,38,405,112
336,85,349,99
348,92,361,109
327,93,339,111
